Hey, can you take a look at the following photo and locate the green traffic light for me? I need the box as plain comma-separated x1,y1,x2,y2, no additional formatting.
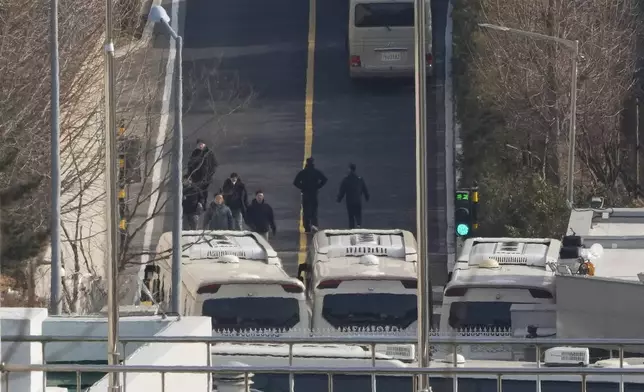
456,223,470,236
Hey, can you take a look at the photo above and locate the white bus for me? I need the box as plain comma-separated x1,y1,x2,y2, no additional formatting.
440,238,560,357
348,0,432,79
146,231,310,335
210,343,412,392
210,343,644,392
303,229,418,335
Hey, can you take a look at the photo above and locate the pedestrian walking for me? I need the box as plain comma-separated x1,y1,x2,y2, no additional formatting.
187,139,218,205
336,163,369,229
293,157,327,233
246,190,277,240
182,175,202,230
221,173,248,230
203,193,234,230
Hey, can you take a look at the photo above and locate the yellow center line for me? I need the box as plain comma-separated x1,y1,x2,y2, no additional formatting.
297,0,317,274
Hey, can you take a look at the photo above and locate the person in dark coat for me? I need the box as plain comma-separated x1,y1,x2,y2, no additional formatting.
246,190,276,240
293,157,328,233
221,173,248,230
182,175,203,230
203,193,234,230
187,139,218,205
336,163,370,229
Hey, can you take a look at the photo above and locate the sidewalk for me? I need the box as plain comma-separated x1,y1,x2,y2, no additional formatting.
115,30,172,306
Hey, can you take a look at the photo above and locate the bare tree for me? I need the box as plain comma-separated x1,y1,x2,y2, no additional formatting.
469,0,640,200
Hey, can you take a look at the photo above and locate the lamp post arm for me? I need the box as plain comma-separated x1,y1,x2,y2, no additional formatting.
478,23,576,51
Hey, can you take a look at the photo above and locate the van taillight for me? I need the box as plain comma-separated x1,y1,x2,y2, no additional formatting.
401,279,417,289
350,55,361,67
317,280,342,289
282,284,304,293
529,289,553,299
426,53,432,65
444,287,468,297
197,284,221,294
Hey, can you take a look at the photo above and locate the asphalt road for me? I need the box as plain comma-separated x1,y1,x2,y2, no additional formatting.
175,0,447,277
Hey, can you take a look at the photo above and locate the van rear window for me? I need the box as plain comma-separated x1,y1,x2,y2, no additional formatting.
354,3,415,28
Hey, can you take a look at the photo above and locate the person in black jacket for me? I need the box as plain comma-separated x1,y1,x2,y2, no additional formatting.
221,172,248,230
336,163,369,229
182,175,203,230
293,157,327,233
246,190,276,240
187,139,218,205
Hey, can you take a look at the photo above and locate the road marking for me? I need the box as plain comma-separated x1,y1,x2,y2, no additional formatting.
136,0,179,303
297,0,318,272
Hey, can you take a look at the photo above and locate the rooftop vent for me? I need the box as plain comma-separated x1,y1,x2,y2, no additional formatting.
359,254,380,265
464,239,559,268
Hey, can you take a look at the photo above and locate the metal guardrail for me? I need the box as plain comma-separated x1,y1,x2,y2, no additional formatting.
2,363,644,392
3,335,644,392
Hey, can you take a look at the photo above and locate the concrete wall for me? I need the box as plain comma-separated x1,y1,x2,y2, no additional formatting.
1,308,211,392
0,308,47,392
88,316,211,391
43,315,173,362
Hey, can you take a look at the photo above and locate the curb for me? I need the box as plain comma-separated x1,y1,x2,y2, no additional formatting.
115,0,163,58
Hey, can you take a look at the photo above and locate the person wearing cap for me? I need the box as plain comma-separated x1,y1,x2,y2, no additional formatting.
337,163,370,229
187,139,219,205
293,157,327,233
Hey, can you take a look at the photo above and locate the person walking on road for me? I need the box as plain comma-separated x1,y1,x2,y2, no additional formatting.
182,175,203,230
293,157,327,233
187,139,218,205
246,190,277,241
337,163,370,229
203,193,234,230
222,173,248,230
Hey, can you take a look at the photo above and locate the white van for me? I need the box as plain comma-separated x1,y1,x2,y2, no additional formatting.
348,0,432,79
146,230,310,335
303,229,418,336
440,238,560,357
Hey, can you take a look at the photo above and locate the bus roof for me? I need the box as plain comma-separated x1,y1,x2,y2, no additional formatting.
313,229,418,261
156,230,280,263
182,261,299,292
210,343,407,363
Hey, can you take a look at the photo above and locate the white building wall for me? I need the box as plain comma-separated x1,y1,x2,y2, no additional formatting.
0,308,47,392
1,308,210,392
88,317,211,391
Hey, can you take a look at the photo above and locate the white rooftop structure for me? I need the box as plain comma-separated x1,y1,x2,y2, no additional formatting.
566,208,644,281
311,229,418,282
314,229,418,261
448,238,560,289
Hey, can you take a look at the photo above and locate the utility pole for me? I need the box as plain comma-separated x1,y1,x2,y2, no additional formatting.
103,0,121,388
49,0,62,315
414,0,432,390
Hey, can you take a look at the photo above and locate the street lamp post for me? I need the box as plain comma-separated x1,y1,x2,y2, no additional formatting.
478,23,579,207
413,0,432,390
149,5,183,314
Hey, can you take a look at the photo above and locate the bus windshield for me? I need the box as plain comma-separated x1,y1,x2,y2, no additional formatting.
322,293,417,329
202,297,300,331
448,301,528,330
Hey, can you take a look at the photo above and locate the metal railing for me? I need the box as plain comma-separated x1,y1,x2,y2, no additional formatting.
2,362,644,392
3,335,644,392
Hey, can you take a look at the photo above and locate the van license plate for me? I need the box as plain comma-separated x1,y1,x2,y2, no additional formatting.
381,52,402,61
